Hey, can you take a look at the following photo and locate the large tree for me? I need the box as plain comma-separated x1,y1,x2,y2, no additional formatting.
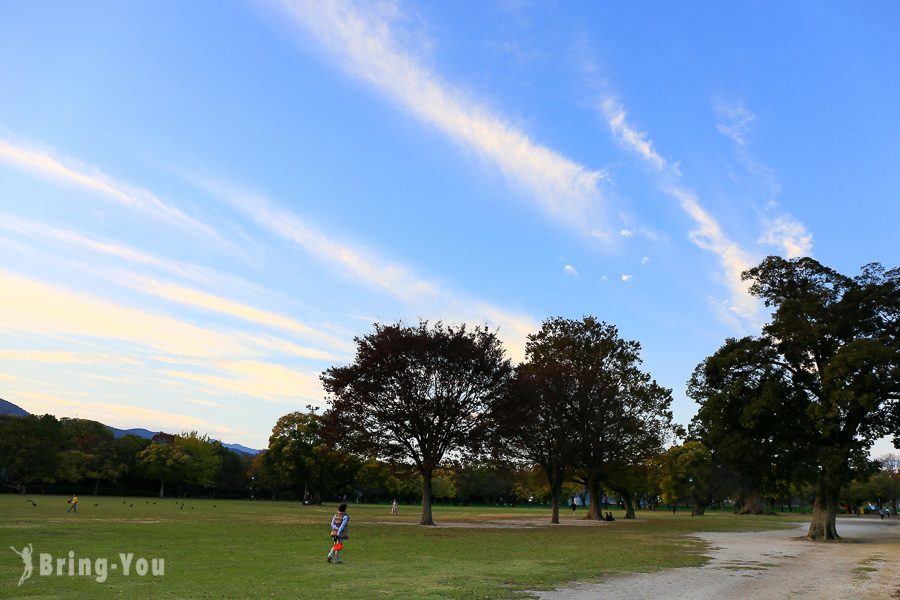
321,321,511,525
138,432,221,498
263,409,358,503
524,317,676,520
494,361,579,523
57,418,127,495
736,257,899,539
688,337,809,514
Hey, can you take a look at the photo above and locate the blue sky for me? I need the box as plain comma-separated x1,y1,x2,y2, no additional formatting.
1,1,898,454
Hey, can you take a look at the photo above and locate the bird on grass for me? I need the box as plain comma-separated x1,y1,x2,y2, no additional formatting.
129,504,133,508
213,504,217,508
179,506,183,510
93,504,99,507
25,499,37,507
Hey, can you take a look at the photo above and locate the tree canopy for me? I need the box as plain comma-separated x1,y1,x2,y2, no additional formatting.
688,336,809,514
495,360,579,523
262,409,358,503
321,320,511,525
692,256,900,539
521,316,677,520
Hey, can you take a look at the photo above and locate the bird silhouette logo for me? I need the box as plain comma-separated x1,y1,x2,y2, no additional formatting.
10,544,33,586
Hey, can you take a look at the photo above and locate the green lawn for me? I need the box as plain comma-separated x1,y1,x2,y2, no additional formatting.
0,495,798,599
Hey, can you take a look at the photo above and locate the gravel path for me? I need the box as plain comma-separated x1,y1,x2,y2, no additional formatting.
528,517,900,599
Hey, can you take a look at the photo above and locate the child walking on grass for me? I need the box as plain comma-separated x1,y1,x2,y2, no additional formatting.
327,503,349,564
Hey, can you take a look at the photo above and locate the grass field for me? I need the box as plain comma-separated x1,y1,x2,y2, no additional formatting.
0,495,798,599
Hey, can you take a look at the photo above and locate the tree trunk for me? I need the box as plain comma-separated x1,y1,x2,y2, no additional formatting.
584,476,602,520
807,478,840,541
549,477,562,524
617,488,636,519
93,479,100,496
738,489,766,515
420,467,435,525
691,497,707,516
158,480,165,499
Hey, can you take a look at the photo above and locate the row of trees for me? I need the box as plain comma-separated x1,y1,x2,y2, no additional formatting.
6,408,895,521
251,408,899,517
0,415,252,498
303,256,899,540
318,317,678,525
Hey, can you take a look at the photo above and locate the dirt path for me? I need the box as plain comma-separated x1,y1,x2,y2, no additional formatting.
528,518,900,599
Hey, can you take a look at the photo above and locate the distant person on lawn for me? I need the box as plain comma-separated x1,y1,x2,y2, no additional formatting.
66,494,78,513
391,499,398,516
327,503,349,564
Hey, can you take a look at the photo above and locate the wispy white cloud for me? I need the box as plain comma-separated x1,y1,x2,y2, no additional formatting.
563,264,579,276
760,215,813,258
0,138,219,240
665,186,758,319
619,228,634,237
0,214,257,293
0,269,334,425
162,361,322,404
272,0,610,237
186,398,226,409
641,256,650,265
602,95,760,324
208,181,442,305
0,269,250,359
621,274,632,282
603,98,666,170
714,99,813,259
714,101,756,147
119,273,350,358
0,350,141,366
201,180,537,361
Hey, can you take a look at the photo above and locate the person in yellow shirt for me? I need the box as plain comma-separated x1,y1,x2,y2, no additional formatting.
66,494,78,513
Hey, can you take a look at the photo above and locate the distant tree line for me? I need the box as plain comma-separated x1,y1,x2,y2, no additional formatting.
0,418,253,498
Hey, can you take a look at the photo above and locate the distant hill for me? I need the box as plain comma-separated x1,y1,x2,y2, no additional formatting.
220,442,261,456
0,398,260,455
0,398,28,416
108,426,157,440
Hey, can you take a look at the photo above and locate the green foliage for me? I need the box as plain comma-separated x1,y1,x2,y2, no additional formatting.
57,418,126,487
693,256,900,538
688,336,808,507
520,316,677,519
0,414,63,492
137,432,222,496
321,320,512,524
657,441,720,514
261,409,358,502
454,462,518,504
